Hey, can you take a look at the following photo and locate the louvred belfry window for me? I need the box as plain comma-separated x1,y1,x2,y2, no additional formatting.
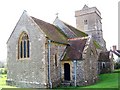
18,32,30,59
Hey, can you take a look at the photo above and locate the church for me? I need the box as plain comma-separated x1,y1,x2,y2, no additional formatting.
6,5,114,88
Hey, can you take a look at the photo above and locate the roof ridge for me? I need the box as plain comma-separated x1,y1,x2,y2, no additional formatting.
31,16,53,26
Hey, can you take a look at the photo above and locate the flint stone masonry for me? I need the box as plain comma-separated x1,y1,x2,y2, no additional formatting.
7,12,47,88
47,42,66,87
74,37,98,86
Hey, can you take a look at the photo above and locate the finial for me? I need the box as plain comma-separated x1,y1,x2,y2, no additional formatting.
82,4,89,10
110,47,112,51
23,10,27,12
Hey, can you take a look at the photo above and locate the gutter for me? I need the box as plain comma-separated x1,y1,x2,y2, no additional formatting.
48,40,52,88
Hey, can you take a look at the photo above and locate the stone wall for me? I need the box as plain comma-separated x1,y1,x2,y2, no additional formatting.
7,12,48,88
98,62,111,74
71,60,84,86
75,6,106,51
98,60,114,74
63,37,98,86
83,38,98,85
46,42,66,87
73,38,98,86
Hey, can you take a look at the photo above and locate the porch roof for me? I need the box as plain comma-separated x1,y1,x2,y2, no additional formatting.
63,38,87,60
98,51,110,61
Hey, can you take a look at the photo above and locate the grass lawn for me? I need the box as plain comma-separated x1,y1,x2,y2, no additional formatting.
0,67,16,89
0,69,119,89
80,72,119,88
0,74,16,89
59,69,120,89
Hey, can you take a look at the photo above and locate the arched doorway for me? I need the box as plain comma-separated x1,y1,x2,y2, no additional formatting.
64,63,70,81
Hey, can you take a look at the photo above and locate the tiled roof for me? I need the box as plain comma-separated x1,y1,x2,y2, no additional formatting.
63,22,88,37
54,18,88,39
117,50,120,53
98,51,110,61
111,50,120,57
31,17,68,44
63,38,87,60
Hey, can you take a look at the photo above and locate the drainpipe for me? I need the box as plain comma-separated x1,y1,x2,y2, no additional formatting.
48,40,52,88
74,60,77,87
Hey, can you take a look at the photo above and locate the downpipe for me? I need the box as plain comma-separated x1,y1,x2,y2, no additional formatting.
48,40,52,88
74,60,77,87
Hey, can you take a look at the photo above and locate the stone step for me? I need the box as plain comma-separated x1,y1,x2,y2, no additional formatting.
61,81,71,87
61,82,70,87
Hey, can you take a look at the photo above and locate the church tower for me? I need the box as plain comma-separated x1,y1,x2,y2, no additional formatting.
75,5,106,50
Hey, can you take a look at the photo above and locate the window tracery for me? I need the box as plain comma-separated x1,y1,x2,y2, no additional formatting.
18,32,30,59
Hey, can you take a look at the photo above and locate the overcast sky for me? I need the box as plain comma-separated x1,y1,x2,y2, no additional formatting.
0,0,118,62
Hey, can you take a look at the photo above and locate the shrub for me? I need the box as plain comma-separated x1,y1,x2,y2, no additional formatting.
114,62,120,69
0,68,7,74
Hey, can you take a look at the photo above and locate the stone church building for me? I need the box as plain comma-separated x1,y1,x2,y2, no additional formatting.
6,5,113,88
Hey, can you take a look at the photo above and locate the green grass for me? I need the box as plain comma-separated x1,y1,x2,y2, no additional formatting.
59,69,119,89
80,73,118,88
0,68,17,89
0,74,16,89
0,69,119,89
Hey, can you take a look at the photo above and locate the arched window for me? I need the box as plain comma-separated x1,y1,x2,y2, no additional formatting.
102,62,106,69
18,32,30,59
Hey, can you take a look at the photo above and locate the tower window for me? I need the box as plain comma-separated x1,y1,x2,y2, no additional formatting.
84,20,88,25
18,32,30,59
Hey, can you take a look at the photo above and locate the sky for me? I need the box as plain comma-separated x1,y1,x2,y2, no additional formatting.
0,0,119,62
